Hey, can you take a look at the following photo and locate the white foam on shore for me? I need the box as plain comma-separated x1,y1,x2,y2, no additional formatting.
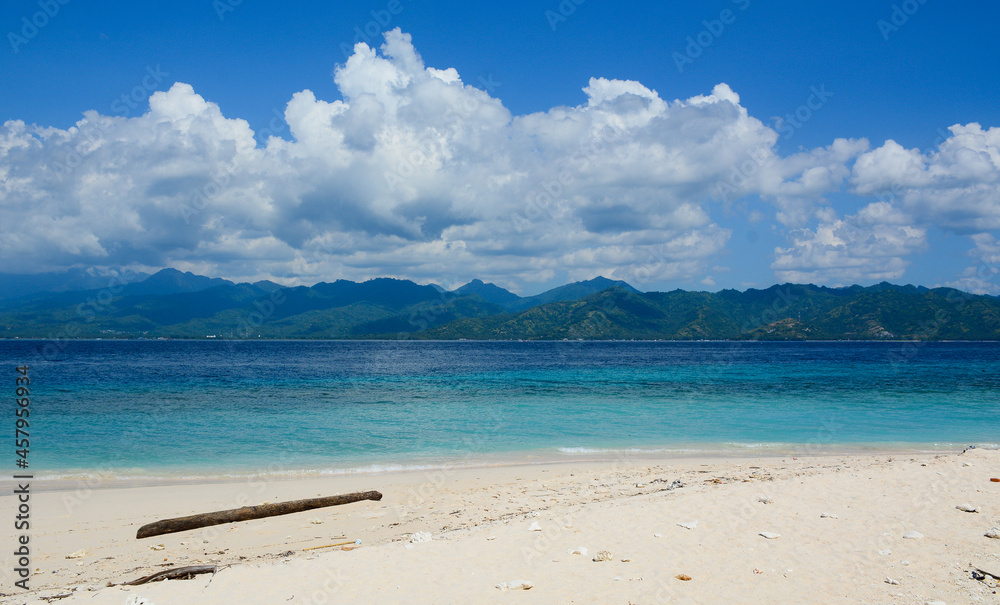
557,447,700,454
555,440,980,458
22,457,542,488
29,461,490,483
22,441,991,489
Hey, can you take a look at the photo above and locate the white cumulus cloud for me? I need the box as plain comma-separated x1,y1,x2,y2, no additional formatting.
771,202,927,285
1,29,998,293
851,124,1000,234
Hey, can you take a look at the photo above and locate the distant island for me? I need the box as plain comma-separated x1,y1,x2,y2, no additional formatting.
1,268,998,341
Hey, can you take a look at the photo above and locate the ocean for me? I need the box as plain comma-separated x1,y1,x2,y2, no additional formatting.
3,339,998,480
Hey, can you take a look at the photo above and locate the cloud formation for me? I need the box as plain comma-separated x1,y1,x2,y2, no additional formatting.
851,124,1000,234
772,202,927,284
1,29,998,292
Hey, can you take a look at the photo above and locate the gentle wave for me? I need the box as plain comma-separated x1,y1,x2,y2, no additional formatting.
24,458,541,484
556,447,700,454
557,443,812,454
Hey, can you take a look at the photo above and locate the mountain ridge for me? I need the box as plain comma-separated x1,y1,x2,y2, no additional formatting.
1,270,997,340
452,279,521,307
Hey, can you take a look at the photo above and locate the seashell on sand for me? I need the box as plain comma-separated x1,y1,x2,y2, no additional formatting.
496,580,533,591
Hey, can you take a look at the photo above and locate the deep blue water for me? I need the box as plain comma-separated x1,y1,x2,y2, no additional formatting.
2,340,997,478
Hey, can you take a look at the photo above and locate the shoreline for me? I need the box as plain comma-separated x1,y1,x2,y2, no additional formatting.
18,441,989,491
8,337,1000,342
5,449,998,603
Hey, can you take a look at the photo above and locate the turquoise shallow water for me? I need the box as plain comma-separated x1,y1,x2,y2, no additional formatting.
2,340,998,478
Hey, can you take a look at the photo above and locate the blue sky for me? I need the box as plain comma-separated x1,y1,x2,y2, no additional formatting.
2,0,999,294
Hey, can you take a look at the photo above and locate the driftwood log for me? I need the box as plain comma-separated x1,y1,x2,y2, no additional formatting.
122,565,218,586
136,490,382,539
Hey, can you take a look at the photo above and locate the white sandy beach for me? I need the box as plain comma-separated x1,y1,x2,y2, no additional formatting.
3,449,999,604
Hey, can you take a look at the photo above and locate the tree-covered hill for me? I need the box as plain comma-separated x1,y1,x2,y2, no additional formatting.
1,270,998,340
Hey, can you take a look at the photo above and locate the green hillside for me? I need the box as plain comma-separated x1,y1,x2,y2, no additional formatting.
1,272,998,340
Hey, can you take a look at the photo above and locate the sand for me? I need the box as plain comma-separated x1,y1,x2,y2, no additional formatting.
2,449,999,604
